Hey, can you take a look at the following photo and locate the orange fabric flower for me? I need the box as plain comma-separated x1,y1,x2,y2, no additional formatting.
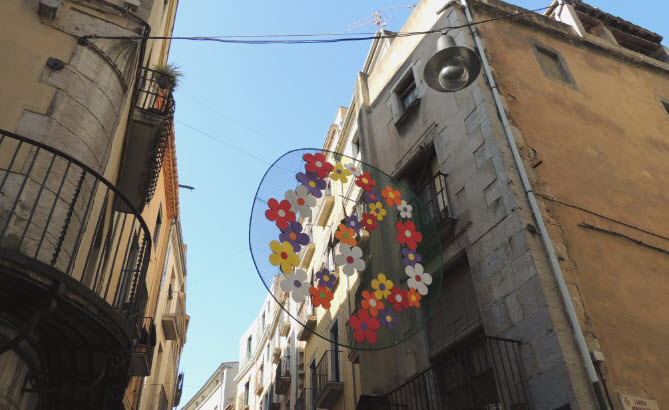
309,286,334,309
361,290,385,316
381,186,402,206
408,288,421,308
334,224,357,246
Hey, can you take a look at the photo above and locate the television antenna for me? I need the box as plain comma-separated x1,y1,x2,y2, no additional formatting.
347,5,416,32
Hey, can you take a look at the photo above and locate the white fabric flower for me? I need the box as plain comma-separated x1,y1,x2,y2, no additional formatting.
344,162,363,177
397,200,413,219
406,263,432,295
285,185,317,217
280,269,310,303
333,244,366,276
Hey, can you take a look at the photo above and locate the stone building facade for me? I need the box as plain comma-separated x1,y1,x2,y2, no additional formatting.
181,362,239,410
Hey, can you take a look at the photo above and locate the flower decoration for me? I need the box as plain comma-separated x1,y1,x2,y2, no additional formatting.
335,224,357,247
280,269,310,303
269,241,300,273
396,221,423,250
296,171,327,198
408,288,421,308
343,215,362,234
364,188,380,204
401,248,423,267
379,308,399,329
369,202,387,221
381,186,402,207
387,286,410,312
345,162,363,177
303,152,334,179
333,244,366,276
285,185,316,217
316,268,337,289
330,162,352,183
371,273,393,300
355,172,377,192
361,290,384,317
349,308,380,344
406,263,433,295
360,213,378,232
309,285,334,309
265,198,296,230
398,200,413,219
279,221,310,252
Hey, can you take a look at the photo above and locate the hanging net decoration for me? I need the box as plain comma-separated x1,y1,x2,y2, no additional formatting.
249,149,443,351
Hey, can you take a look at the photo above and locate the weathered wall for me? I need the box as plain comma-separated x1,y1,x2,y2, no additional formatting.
475,2,669,405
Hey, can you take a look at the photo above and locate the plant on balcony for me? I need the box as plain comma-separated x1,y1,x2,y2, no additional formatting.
152,62,183,90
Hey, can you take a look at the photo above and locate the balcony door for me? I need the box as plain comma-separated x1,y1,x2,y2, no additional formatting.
329,320,340,382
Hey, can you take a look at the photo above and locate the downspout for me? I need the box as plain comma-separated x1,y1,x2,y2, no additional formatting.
456,1,608,408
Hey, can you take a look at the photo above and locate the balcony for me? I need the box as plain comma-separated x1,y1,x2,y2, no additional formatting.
130,317,156,376
297,303,317,341
268,385,282,410
314,350,344,408
173,372,184,406
272,345,282,364
255,368,265,395
359,336,528,410
315,194,335,227
275,355,291,395
134,66,174,116
237,392,249,410
0,130,152,407
162,293,185,341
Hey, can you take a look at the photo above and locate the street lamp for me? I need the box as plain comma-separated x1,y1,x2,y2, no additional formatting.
423,34,481,92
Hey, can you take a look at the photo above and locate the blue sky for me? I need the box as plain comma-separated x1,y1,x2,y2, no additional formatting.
169,0,668,402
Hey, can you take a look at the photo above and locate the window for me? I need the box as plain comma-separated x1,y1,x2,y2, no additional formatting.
246,336,252,358
351,132,360,159
392,67,421,126
244,382,249,406
531,42,577,88
153,207,163,245
262,312,266,329
400,80,419,110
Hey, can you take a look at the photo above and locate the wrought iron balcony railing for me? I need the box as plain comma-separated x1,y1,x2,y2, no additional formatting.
314,350,344,407
275,354,291,394
415,172,450,228
135,67,174,115
0,129,152,320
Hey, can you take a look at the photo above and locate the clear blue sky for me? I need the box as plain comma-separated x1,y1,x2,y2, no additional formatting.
169,0,668,403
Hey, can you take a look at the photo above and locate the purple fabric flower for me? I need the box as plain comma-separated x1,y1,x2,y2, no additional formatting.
379,309,399,329
316,268,336,289
296,171,326,198
279,221,310,252
401,248,422,267
364,188,380,204
344,215,362,234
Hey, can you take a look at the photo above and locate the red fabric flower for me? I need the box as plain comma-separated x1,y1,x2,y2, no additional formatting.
309,286,334,309
355,172,377,192
265,198,296,230
303,153,334,179
396,221,423,250
360,213,378,232
387,286,410,312
349,308,380,344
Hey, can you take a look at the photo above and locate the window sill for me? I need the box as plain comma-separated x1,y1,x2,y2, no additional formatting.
393,97,421,129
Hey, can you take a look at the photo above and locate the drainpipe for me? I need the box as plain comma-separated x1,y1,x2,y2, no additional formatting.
456,1,608,408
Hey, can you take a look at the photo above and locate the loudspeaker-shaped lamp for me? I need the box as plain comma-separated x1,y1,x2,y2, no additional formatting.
423,34,481,92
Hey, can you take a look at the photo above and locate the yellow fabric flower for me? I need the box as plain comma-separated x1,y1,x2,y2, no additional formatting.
369,201,387,221
371,273,394,300
330,162,352,183
269,241,301,273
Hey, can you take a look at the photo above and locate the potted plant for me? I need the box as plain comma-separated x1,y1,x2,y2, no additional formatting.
152,62,183,90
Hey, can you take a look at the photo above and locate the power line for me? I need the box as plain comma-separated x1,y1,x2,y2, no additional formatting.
80,3,563,45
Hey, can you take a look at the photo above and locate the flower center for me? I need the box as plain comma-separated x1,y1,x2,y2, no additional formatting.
374,209,379,214
297,198,305,205
343,233,349,239
289,233,297,240
280,252,288,259
351,167,357,172
369,299,376,307
362,178,368,184
395,294,402,303
308,181,316,188
346,256,354,264
379,283,386,291
319,292,326,299
278,210,286,217
405,230,412,237
336,169,342,174
411,295,416,301
388,192,394,198
294,280,302,288
360,323,368,331
415,275,422,282
323,275,329,282
315,161,323,167
367,219,373,224
386,315,392,322
408,254,415,261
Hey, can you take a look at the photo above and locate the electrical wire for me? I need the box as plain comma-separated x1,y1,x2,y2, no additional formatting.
80,3,566,45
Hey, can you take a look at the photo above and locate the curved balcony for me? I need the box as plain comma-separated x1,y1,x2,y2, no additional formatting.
0,129,152,409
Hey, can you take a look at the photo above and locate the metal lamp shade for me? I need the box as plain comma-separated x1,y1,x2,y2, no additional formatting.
423,34,482,92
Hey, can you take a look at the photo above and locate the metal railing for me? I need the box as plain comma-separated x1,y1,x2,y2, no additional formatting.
415,172,450,227
381,336,527,410
173,372,184,406
0,129,152,323
165,293,185,338
314,350,342,401
135,67,173,114
295,388,309,410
